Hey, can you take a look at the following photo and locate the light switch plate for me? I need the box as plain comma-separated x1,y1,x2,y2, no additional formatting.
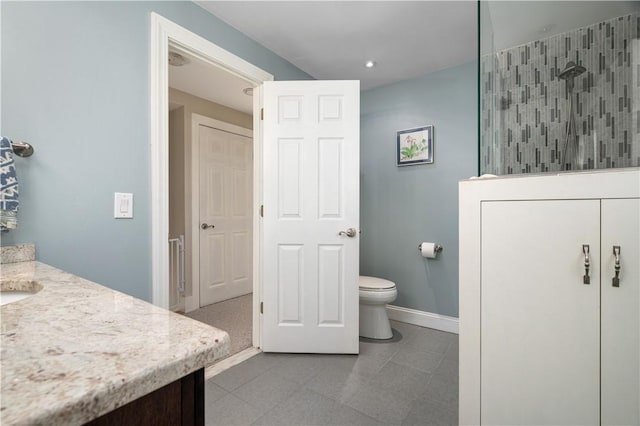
114,192,133,219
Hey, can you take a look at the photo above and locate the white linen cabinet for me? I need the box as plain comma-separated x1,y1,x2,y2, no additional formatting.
459,169,640,425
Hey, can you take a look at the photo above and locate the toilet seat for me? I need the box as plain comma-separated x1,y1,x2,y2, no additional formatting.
359,276,396,291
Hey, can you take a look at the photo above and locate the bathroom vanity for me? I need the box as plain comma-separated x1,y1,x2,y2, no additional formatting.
0,249,230,425
459,169,640,425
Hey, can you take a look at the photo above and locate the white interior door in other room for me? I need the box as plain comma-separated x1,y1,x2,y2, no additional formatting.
262,80,360,354
199,124,253,307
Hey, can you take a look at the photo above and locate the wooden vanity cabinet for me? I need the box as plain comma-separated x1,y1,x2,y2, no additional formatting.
87,368,204,426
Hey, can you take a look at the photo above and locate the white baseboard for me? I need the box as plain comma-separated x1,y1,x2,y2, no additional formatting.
386,305,459,334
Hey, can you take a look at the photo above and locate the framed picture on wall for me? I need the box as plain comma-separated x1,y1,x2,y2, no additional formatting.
396,125,433,166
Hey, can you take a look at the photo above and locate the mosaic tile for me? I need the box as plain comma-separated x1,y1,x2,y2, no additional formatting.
481,13,640,174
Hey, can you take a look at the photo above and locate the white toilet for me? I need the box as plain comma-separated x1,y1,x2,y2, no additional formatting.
359,276,397,339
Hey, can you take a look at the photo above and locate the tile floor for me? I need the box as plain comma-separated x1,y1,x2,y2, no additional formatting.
205,320,458,425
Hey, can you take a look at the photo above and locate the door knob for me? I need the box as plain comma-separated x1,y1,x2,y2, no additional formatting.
338,228,357,238
201,223,215,230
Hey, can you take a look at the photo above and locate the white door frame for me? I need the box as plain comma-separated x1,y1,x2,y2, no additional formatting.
150,12,273,348
189,114,253,311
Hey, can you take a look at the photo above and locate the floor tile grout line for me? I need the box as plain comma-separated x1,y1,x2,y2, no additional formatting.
211,354,287,393
242,383,304,420
247,381,308,425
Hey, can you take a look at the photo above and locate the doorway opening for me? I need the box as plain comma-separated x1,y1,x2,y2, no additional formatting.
151,13,273,358
152,13,361,358
169,44,254,359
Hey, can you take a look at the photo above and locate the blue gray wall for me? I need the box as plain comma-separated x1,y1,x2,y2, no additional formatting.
360,62,478,318
1,1,311,301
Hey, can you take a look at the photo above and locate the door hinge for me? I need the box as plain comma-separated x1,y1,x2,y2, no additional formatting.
260,108,264,120
260,205,264,217
260,302,263,314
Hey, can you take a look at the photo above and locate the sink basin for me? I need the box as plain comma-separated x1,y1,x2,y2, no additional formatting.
0,280,43,306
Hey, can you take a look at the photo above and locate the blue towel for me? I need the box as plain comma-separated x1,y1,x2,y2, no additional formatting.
0,136,19,230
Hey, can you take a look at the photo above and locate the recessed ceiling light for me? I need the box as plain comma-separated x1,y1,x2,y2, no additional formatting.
365,60,376,69
243,87,253,96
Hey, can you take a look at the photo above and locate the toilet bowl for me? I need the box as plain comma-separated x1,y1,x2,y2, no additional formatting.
359,276,397,339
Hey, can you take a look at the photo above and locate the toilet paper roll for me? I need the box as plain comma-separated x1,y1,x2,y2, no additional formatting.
420,242,437,258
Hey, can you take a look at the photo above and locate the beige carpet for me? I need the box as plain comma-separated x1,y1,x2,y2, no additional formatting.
185,293,252,359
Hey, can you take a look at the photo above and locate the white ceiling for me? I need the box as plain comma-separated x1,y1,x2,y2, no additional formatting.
170,1,640,113
196,1,478,91
169,48,254,114
486,1,640,52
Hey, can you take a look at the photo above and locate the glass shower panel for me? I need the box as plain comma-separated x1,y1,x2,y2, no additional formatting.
480,1,640,175
479,0,502,175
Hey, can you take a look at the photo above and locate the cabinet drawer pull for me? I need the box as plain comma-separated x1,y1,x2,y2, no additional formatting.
582,244,590,285
612,245,621,287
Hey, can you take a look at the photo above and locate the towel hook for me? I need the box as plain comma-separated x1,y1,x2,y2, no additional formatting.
10,141,34,158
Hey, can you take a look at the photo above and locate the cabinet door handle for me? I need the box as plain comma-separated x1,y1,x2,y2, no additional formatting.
582,244,590,285
612,245,621,287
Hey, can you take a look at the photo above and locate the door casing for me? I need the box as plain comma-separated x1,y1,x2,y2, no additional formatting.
150,12,273,348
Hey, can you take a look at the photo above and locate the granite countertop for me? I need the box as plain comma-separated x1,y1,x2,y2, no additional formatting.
0,259,230,425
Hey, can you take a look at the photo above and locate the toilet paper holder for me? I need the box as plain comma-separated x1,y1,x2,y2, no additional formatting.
418,243,443,254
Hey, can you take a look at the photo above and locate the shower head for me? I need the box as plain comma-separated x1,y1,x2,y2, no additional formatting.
559,61,586,80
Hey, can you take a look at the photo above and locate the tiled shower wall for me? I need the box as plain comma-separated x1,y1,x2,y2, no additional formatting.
481,13,640,175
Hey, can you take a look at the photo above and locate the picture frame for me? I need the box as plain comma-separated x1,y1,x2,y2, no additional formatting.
396,125,433,166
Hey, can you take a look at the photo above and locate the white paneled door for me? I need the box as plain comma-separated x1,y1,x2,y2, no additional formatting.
262,81,360,353
199,124,253,307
